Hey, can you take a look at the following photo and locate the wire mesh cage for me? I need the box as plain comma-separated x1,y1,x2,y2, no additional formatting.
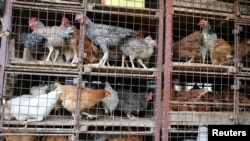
0,0,162,140
162,0,250,141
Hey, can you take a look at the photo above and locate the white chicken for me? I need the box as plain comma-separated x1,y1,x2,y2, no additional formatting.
101,82,119,118
1,84,62,127
198,19,217,64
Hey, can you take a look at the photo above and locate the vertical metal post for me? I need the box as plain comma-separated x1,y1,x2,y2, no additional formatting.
154,0,165,141
163,0,173,141
233,0,240,124
0,0,12,132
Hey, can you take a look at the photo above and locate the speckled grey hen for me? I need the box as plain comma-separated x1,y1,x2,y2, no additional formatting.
120,35,157,68
116,88,153,120
75,14,136,67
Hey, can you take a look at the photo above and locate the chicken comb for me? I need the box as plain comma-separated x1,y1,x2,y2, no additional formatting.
198,18,206,25
28,17,37,24
145,91,153,102
60,16,70,27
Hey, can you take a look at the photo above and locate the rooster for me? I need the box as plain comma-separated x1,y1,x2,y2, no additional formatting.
212,38,233,65
28,17,74,62
198,19,217,64
58,83,113,119
120,35,157,68
75,14,136,67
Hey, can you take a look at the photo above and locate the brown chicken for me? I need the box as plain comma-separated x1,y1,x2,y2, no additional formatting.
212,38,233,65
221,90,250,111
172,31,201,63
42,136,68,141
238,38,250,59
58,84,110,119
3,134,37,141
108,135,143,141
178,88,209,102
83,36,100,64
171,88,210,111
60,16,99,64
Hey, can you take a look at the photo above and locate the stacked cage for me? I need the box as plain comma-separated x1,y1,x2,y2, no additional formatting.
0,0,163,140
162,0,250,141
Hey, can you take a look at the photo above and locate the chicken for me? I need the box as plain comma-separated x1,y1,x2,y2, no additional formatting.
60,16,99,64
172,31,201,63
238,38,250,62
198,19,217,64
3,134,37,141
83,36,100,64
42,136,68,141
212,38,233,65
120,35,157,68
101,82,119,118
23,20,47,61
116,88,153,120
178,88,208,102
171,79,179,98
108,135,143,141
1,85,61,127
75,14,137,67
60,16,79,64
104,27,148,67
92,134,142,141
58,83,112,119
28,17,74,62
171,88,209,112
29,84,49,95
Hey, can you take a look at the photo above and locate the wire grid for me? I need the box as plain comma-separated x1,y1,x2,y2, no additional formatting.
0,0,162,140
163,0,250,141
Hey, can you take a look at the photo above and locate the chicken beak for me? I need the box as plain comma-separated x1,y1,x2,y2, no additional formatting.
105,91,111,97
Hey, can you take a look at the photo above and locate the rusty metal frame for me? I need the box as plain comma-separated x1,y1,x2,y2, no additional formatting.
162,1,173,141
0,0,164,140
0,0,12,132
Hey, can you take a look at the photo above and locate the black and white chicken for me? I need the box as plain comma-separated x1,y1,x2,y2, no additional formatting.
198,19,217,64
75,14,136,67
120,35,157,68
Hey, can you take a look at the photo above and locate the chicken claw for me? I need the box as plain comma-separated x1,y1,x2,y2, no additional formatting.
127,114,139,120
81,112,98,119
71,55,78,64
99,52,109,66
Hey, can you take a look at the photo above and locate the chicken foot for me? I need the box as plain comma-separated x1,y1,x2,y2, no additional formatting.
70,39,78,64
91,52,108,68
99,52,108,66
45,45,54,62
81,112,98,119
23,116,44,128
121,54,129,68
137,58,147,69
127,114,139,120
53,49,60,62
